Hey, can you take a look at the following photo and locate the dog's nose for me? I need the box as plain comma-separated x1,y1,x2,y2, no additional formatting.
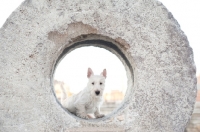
95,91,100,95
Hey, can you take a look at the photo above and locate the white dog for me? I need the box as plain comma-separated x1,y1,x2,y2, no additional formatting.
61,68,107,119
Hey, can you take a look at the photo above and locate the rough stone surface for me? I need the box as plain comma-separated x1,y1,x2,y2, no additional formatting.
0,0,197,132
186,101,200,132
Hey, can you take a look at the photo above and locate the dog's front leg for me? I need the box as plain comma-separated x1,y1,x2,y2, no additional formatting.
94,107,105,118
75,105,89,119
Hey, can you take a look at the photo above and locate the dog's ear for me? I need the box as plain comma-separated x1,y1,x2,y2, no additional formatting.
101,69,107,78
87,68,94,78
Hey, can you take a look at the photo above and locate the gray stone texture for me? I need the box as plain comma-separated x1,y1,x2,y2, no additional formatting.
0,0,197,132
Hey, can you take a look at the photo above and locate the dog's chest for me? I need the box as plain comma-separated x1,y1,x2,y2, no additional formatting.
85,99,101,113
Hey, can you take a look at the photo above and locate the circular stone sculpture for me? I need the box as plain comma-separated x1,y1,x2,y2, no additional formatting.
0,0,197,132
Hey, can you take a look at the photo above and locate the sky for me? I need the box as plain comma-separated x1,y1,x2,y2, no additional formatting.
0,0,199,93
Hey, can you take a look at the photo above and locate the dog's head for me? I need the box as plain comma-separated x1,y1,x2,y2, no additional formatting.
87,68,106,98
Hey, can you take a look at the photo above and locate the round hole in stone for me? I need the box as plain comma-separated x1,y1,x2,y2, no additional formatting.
51,39,134,121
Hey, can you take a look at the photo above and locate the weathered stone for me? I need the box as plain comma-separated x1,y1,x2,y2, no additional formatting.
0,0,196,131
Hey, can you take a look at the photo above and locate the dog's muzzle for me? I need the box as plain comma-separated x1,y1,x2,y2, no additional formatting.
95,90,100,95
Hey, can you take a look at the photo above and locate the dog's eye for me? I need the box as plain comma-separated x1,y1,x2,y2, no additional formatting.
92,82,94,85
100,82,102,85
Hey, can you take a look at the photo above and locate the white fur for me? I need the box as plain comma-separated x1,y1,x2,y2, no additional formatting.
61,68,107,119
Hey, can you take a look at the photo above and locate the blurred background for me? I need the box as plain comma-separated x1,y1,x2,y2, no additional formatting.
53,46,127,115
0,0,199,131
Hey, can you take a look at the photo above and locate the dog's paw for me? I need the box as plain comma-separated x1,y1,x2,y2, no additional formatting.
78,114,89,119
95,114,105,118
